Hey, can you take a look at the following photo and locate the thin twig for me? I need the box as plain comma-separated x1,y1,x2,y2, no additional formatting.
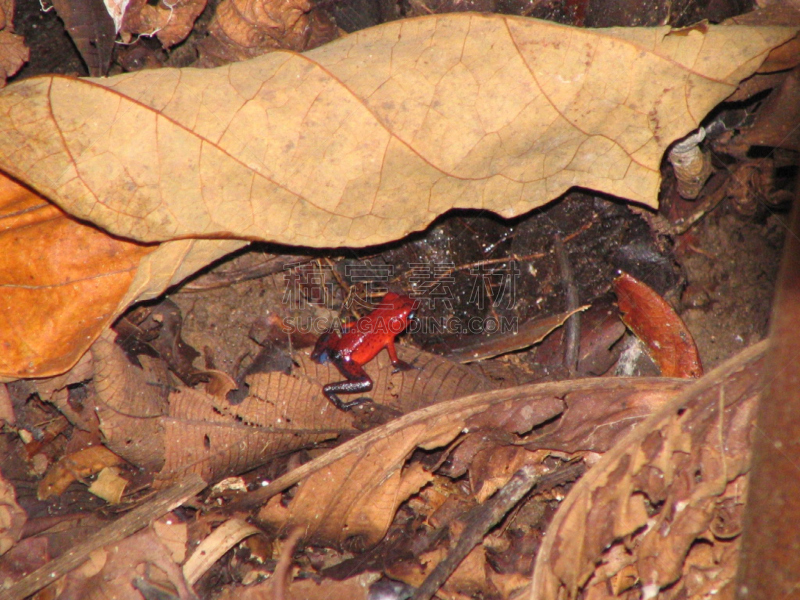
0,474,207,600
410,462,585,600
555,235,580,376
273,528,304,600
669,176,728,235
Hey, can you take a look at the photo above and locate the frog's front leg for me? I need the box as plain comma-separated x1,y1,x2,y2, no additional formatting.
324,361,373,411
386,340,415,373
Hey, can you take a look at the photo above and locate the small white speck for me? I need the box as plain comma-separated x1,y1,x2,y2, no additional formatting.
641,583,659,600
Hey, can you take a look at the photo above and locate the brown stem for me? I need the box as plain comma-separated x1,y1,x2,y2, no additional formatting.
735,189,800,598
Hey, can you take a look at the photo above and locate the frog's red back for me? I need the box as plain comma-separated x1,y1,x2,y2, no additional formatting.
339,292,415,365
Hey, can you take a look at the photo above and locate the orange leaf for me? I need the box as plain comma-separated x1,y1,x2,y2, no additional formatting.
614,271,702,378
0,173,155,378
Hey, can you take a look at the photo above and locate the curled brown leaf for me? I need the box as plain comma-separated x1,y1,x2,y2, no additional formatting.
530,341,766,599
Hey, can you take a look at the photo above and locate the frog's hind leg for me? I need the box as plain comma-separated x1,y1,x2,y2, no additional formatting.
323,364,373,411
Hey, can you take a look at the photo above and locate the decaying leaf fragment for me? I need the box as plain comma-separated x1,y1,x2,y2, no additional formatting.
0,16,794,249
37,445,123,500
122,0,208,48
197,0,338,66
0,471,25,556
530,341,766,600
0,0,28,86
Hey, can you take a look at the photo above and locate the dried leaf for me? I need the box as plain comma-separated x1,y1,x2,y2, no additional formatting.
122,0,208,48
0,471,26,556
0,17,794,250
56,527,194,600
252,378,683,547
729,5,800,72
476,379,691,452
0,384,13,425
198,0,338,66
735,66,800,152
0,172,246,380
296,345,495,413
79,326,493,489
0,31,27,85
614,271,703,378
114,298,202,385
0,0,28,86
0,537,49,585
37,445,123,500
50,0,116,76
151,345,497,486
153,371,355,487
153,517,188,564
0,175,155,380
530,341,766,600
31,351,97,434
87,466,127,503
91,331,169,471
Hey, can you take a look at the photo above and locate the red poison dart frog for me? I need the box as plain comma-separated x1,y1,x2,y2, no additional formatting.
311,292,417,410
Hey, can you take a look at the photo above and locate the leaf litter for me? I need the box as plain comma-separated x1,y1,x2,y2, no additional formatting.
0,4,797,600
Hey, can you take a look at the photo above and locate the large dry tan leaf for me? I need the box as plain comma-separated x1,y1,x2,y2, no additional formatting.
0,16,794,247
530,341,766,600
148,345,493,486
